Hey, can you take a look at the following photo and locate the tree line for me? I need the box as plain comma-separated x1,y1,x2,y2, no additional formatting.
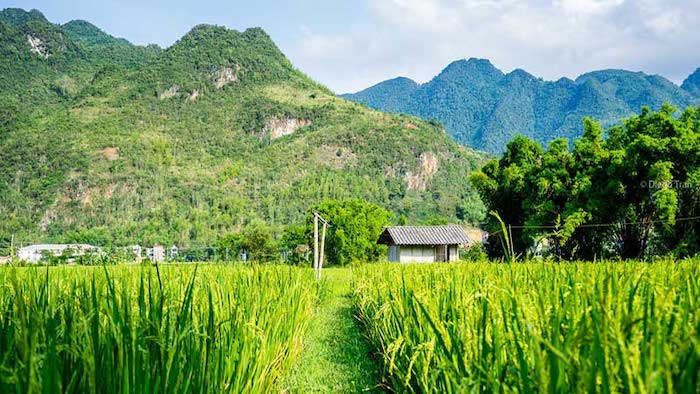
470,105,700,260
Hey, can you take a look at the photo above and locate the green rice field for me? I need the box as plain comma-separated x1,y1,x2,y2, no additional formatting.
352,261,700,393
0,261,698,393
0,265,319,393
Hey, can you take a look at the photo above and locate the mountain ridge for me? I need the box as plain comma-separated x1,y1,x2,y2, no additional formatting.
0,8,486,247
343,59,700,152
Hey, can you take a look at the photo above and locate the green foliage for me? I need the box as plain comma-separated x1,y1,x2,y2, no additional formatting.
215,232,244,260
471,106,700,259
240,220,278,262
280,225,311,266
344,58,700,153
214,221,278,262
307,199,392,266
459,242,488,262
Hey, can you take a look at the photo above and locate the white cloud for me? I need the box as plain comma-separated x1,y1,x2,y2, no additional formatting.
287,0,700,93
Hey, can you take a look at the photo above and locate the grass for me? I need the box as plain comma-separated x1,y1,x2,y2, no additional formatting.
0,264,319,393
352,260,700,393
1,261,698,393
280,267,382,393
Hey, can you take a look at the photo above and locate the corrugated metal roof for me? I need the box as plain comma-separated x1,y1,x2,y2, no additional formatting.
378,225,472,245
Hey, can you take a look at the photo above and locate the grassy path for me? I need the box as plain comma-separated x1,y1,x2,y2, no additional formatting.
280,268,383,393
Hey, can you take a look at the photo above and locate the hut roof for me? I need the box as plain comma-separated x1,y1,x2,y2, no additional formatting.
377,225,471,246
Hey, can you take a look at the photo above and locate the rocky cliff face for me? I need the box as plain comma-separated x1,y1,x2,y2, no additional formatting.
261,117,311,140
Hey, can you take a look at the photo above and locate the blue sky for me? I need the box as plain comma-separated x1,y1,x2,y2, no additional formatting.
5,0,700,93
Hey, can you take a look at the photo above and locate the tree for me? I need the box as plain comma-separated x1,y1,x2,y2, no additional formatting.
215,221,278,262
601,105,698,258
215,233,244,261
469,135,544,256
240,221,278,262
470,105,700,260
307,199,392,266
280,225,310,266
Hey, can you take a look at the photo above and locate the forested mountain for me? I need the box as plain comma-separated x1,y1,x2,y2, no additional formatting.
343,59,700,153
682,68,700,97
0,8,486,247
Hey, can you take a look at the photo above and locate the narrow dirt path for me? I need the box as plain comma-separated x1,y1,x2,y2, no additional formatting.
280,268,383,393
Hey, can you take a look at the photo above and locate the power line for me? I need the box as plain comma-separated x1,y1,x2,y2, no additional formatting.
505,215,700,230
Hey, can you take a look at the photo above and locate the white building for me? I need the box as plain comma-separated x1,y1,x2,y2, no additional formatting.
131,245,142,260
377,225,472,263
17,244,100,263
147,244,165,262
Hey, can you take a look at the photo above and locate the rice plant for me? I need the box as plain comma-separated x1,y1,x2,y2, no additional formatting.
0,264,319,393
352,260,700,393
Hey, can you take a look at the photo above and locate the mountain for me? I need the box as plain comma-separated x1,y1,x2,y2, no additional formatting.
343,58,700,153
0,8,486,247
682,68,700,97
62,19,131,46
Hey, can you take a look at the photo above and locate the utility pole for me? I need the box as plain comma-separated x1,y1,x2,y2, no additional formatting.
312,211,330,280
313,213,319,272
319,220,327,279
10,234,15,261
508,224,515,260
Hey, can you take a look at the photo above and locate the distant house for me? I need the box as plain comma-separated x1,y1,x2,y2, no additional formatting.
131,245,142,260
147,244,165,262
17,244,100,263
377,225,472,263
170,245,178,260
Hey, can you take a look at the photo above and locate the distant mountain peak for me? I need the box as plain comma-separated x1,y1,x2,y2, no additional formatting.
340,76,420,112
62,19,131,46
465,57,495,67
379,76,418,88
0,8,48,26
179,24,272,44
574,69,646,84
435,57,503,84
138,24,297,94
172,25,284,61
344,58,700,153
506,68,536,81
682,68,700,97
444,58,498,73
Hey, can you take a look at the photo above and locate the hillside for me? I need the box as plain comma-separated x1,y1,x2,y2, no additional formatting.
343,58,700,153
0,8,486,247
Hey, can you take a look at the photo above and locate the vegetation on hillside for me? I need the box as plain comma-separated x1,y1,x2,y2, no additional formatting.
471,105,700,259
343,58,700,153
0,8,487,252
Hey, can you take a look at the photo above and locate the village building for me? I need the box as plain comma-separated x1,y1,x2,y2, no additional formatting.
147,244,165,262
377,225,472,263
131,245,142,260
17,244,101,263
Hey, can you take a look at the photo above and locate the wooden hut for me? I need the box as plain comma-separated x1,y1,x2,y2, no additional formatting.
377,225,471,263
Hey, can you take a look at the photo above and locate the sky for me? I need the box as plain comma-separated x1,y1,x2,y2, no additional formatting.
4,0,700,93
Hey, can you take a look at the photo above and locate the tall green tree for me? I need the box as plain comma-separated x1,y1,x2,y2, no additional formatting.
471,105,700,259
469,135,543,256
307,199,392,266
